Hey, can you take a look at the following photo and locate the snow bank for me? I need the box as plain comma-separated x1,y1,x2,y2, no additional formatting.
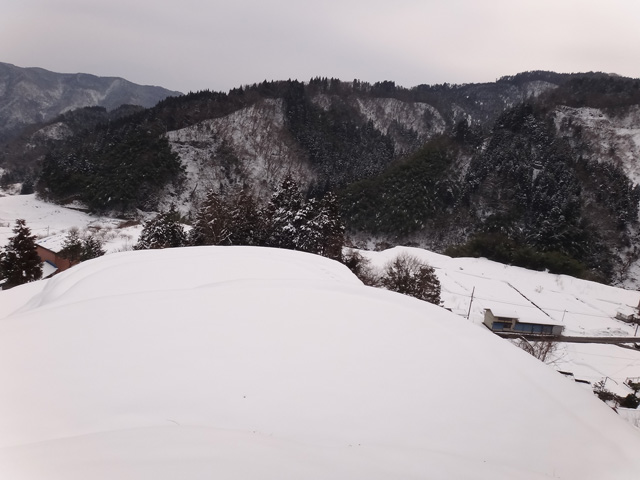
1,246,640,479
359,246,640,396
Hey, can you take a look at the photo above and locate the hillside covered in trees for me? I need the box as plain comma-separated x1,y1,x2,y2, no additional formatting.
3,71,640,283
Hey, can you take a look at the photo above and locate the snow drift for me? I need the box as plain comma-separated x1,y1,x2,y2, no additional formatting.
1,246,639,479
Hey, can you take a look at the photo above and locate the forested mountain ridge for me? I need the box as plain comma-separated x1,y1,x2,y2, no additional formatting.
92,72,567,208
3,70,640,284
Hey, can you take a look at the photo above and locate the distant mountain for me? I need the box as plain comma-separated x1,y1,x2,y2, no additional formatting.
0,62,182,142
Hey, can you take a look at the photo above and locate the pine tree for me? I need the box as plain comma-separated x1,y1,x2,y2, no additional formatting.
227,189,263,246
135,206,187,250
189,190,232,246
81,235,105,261
59,228,105,265
296,198,324,254
264,176,304,250
262,178,345,259
315,192,345,260
0,219,42,288
190,188,264,247
285,192,345,259
59,228,84,263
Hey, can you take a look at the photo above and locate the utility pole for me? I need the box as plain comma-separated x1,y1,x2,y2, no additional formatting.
466,287,475,320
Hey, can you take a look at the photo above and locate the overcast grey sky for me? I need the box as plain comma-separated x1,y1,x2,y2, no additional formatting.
2,0,639,93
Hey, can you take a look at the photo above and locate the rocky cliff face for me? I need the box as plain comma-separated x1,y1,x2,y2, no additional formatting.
554,105,640,184
0,62,181,142
165,98,312,206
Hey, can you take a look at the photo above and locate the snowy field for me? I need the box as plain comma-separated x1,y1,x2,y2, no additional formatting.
0,192,143,253
359,247,640,397
1,246,640,479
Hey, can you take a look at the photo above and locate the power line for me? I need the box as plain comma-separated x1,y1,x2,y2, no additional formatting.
440,288,631,320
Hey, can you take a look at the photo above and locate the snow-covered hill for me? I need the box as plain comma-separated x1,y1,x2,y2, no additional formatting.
1,246,640,479
360,247,640,398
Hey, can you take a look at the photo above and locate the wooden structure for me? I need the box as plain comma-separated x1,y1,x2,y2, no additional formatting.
35,245,75,276
615,311,637,324
483,307,564,336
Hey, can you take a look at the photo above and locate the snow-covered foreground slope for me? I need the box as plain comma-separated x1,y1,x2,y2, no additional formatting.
1,247,640,479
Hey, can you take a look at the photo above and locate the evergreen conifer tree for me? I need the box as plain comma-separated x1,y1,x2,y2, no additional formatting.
59,228,84,263
0,219,42,288
262,178,344,258
189,190,232,246
296,198,323,254
287,192,345,259
264,176,304,250
81,235,106,261
59,228,105,265
227,189,263,246
135,206,187,250
315,192,345,260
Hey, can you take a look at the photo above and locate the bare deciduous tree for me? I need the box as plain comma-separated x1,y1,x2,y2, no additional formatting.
380,252,441,305
513,337,557,363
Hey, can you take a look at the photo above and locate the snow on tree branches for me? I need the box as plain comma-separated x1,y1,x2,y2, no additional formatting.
189,177,344,261
134,206,187,250
0,219,42,288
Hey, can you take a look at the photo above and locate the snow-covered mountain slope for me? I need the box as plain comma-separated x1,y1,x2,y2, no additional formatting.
355,97,446,136
554,105,640,185
165,98,312,207
553,105,640,286
162,93,451,209
312,94,447,152
1,246,640,479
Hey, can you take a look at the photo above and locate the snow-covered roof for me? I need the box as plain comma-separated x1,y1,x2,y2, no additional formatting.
41,261,58,279
484,306,519,320
35,233,67,253
616,305,637,317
